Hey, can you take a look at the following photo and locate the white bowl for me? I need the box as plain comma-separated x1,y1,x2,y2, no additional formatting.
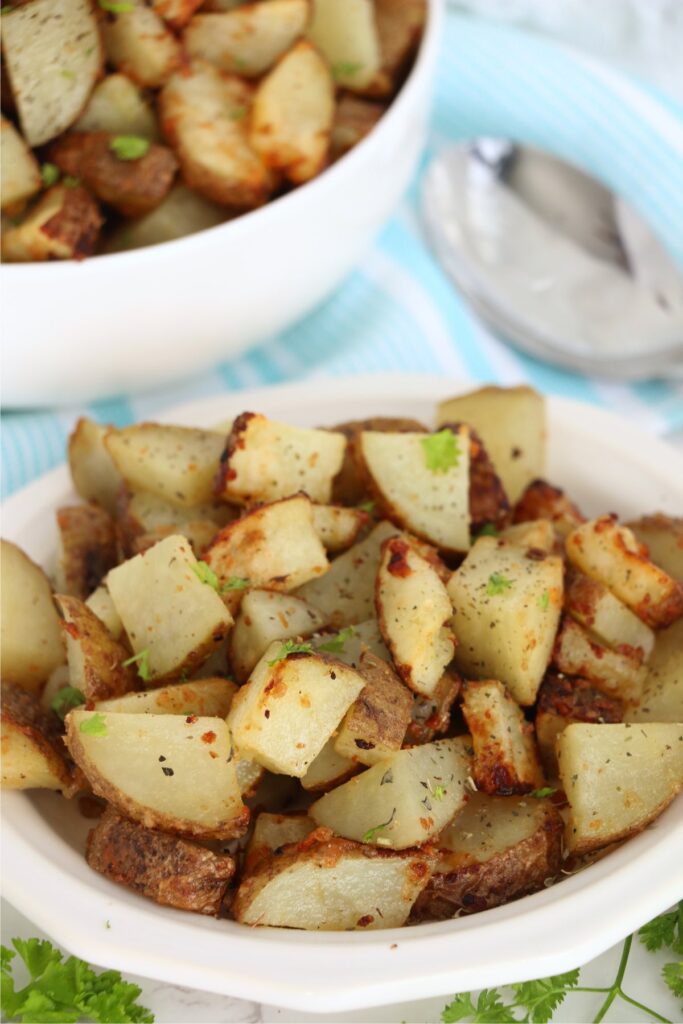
2,374,682,1013
0,4,442,410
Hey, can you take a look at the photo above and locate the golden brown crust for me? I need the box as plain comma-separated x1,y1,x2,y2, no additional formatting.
513,479,585,536
537,671,624,723
406,672,460,744
56,595,136,703
1,682,74,792
56,504,118,600
329,417,428,506
441,422,510,534
336,649,412,762
41,185,102,260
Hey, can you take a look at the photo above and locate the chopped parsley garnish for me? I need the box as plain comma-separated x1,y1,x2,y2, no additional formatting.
50,686,85,721
267,640,313,666
486,572,513,596
98,0,135,12
63,176,81,188
529,787,556,799
41,163,60,188
122,648,151,682
331,60,364,80
79,713,107,737
60,69,76,80
474,523,498,539
358,500,376,515
192,560,220,590
538,591,550,611
318,626,355,654
433,784,446,801
221,576,250,592
110,135,150,161
421,429,461,473
362,809,395,844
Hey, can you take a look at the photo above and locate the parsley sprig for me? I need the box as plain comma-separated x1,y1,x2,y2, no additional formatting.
487,572,513,596
50,686,85,721
421,429,461,473
267,640,313,666
192,561,249,594
122,648,151,682
318,626,355,654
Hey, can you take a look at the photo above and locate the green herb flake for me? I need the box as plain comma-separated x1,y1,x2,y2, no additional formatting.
105,920,111,929
474,523,499,539
358,500,376,515
41,163,60,188
433,784,446,801
486,572,513,597
98,0,135,12
421,429,461,473
362,808,395,844
50,686,85,721
529,786,556,799
538,591,550,611
60,68,76,80
267,640,314,666
192,560,220,591
63,175,81,188
122,648,151,682
663,961,683,1000
331,60,364,81
230,106,247,121
79,713,108,737
318,626,355,654
109,135,150,161
221,576,250,592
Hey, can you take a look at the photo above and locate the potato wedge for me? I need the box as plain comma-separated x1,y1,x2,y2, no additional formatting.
376,538,455,699
116,486,234,558
448,536,563,706
85,585,124,641
330,415,427,505
185,1,309,77
330,95,385,159
106,534,233,681
565,572,655,661
101,1,181,89
1,117,41,210
300,739,356,792
1,184,102,262
499,519,556,554
411,793,562,921
311,503,368,552
152,0,203,30
67,710,248,840
55,504,118,600
68,418,122,516
334,650,412,766
105,184,228,253
307,0,381,92
0,540,64,694
56,595,137,704
215,412,346,505
245,812,315,869
371,0,426,96
74,74,160,140
625,621,683,724
535,671,623,776
234,834,432,930
461,426,511,536
87,807,235,915
462,680,544,795
2,0,102,146
513,479,585,537
159,61,275,208
226,642,365,776
626,514,683,583
96,677,237,717
1,683,72,792
565,515,683,629
553,618,647,705
558,722,683,855
230,588,328,682
406,671,460,745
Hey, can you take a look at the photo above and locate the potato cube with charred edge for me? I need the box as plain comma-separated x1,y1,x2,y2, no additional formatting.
499,519,555,554
330,416,427,506
96,677,237,717
311,504,369,552
152,0,203,30
462,680,544,795
565,572,655,662
565,515,683,629
557,722,683,855
626,514,683,583
331,96,385,159
553,618,646,705
2,185,102,263
216,413,346,505
310,737,472,849
245,813,315,873
1,540,65,695
307,0,381,93
406,672,460,745
334,650,412,766
301,739,356,792
87,807,235,915
1,684,73,793
230,589,328,683
448,536,563,706
67,710,248,840
440,423,510,536
105,423,225,509
376,538,455,699
185,1,310,77
106,535,233,682
535,672,623,777
410,793,562,922
69,419,122,516
1,117,41,210
74,74,160,140
101,1,181,89
56,596,138,704
513,480,585,537
226,643,365,776
86,586,124,641
116,487,235,559
360,426,471,553
625,620,683,724
55,505,118,600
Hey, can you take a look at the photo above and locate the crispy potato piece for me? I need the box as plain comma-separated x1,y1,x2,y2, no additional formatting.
437,386,545,504
87,807,235,915
96,677,237,716
2,0,102,146
230,588,327,682
48,132,178,219
152,0,204,30
101,1,181,88
448,536,563,706
460,425,511,535
205,494,329,593
1,684,73,792
370,0,426,96
499,519,555,554
245,812,315,869
215,412,346,505
160,61,275,208
462,680,544,795
56,596,137,704
74,74,160,140
558,722,683,855
625,621,683,724
626,514,683,583
376,538,455,699
312,504,368,552
535,671,623,776
0,540,64,694
411,794,562,922
312,618,390,670
116,486,234,558
513,479,585,537
406,672,460,744
300,739,356,792
55,505,118,600
565,572,655,661
1,117,41,210
334,650,412,766
566,515,683,629
226,643,365,776
67,710,248,840
330,95,385,159
250,40,334,184
68,418,122,516
85,585,124,641
234,834,431,930
553,618,646,705
307,0,381,92
185,1,309,77
2,184,102,262
330,416,427,505
105,184,229,253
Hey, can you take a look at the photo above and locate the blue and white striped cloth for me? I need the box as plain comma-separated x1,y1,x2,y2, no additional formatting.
3,11,683,500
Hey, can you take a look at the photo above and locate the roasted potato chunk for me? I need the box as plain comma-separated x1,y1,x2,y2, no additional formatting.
371,0,426,95
2,185,102,262
311,504,368,552
513,479,585,537
104,184,229,253
1,683,73,793
245,812,315,867
55,504,118,600
97,677,237,717
331,95,385,159
230,589,327,682
499,519,556,554
1,117,41,210
74,74,160,140
330,415,427,505
300,739,356,792
101,0,181,88
307,0,381,92
56,595,137,704
535,671,623,776
552,618,646,705
85,585,124,641
626,514,683,583
152,0,204,30
462,680,544,795
625,620,683,724
116,486,234,558
334,650,412,766
68,418,122,515
406,672,460,745
185,1,309,77
565,571,655,661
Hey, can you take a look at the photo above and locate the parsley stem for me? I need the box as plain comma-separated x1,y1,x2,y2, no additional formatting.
618,991,671,1023
593,935,632,1023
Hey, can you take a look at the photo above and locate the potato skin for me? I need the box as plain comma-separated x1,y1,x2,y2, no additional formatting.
513,479,585,536
441,422,510,534
56,504,118,600
1,682,74,793
86,807,235,915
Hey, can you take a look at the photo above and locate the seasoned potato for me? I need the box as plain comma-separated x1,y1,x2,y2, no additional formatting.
448,536,563,705
312,618,390,670
96,677,237,717
246,812,315,868
406,671,460,745
185,1,310,77
331,95,385,159
234,834,432,930
553,618,646,705
558,722,683,855
56,596,137,704
1,684,73,793
311,504,368,552
0,540,64,694
462,426,511,536
310,737,472,849
535,672,623,776
86,807,235,915
376,538,455,699
216,413,346,505
205,495,329,593
462,680,544,795
411,793,562,921
513,479,585,537
1,185,102,262
106,535,233,681
2,0,102,146
250,40,334,185
625,621,683,724
101,1,181,89
67,710,248,840
371,0,426,95
330,415,427,506
152,0,204,30
360,426,471,553
307,0,381,92
105,423,225,509
334,650,412,765
565,572,655,661
300,739,356,792
499,519,555,554
74,74,160,140
1,117,41,210
40,665,72,715
49,132,178,219
85,585,124,641
565,515,683,629
230,589,327,682
68,418,122,516
116,487,234,557
55,505,118,600
159,61,275,208
626,514,683,583
105,184,228,253
226,642,365,776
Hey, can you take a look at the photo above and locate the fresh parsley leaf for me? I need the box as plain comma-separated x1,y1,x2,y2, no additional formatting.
63,176,81,188
529,787,556,799
512,969,579,1022
50,686,86,721
361,809,395,844
441,991,478,1022
663,961,683,1001
318,626,355,654
331,60,364,80
358,500,376,515
537,591,550,611
487,572,513,596
98,0,134,12
221,576,250,592
192,560,220,590
122,648,151,682
639,903,683,955
433,784,446,801
79,713,107,737
267,640,313,666
421,429,461,473
474,523,499,539
41,163,60,188
109,135,150,161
